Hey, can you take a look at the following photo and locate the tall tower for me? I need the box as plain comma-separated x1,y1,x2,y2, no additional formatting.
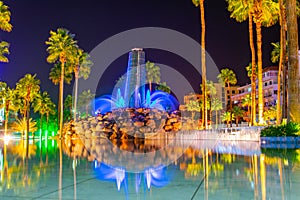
124,48,146,107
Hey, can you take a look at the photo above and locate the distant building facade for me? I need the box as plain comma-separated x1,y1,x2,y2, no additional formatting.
231,66,279,109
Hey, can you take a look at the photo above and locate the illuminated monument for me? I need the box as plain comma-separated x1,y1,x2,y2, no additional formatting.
124,48,146,108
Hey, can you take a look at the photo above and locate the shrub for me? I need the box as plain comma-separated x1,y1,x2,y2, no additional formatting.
260,122,300,137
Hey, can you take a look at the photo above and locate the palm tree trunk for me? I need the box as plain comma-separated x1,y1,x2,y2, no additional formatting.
149,80,152,92
256,21,264,125
200,0,207,129
277,0,285,125
74,68,79,121
249,12,257,126
59,61,65,137
228,83,233,127
4,102,9,137
286,0,300,123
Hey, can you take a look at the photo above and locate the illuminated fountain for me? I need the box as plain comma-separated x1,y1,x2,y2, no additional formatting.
91,48,180,139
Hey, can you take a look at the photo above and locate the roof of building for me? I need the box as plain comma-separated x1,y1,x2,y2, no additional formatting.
263,66,278,72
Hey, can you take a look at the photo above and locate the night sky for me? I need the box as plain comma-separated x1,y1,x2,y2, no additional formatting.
0,0,284,103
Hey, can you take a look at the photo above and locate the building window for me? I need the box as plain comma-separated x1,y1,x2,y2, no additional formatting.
227,90,230,94
264,82,268,86
232,90,235,94
274,90,278,94
270,81,272,85
227,95,230,99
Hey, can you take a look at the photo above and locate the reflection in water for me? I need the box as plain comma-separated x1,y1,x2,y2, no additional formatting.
1,135,300,199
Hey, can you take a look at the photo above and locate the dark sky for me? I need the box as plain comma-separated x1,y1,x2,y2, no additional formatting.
0,0,283,103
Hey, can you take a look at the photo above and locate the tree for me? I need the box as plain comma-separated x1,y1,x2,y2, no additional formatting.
46,28,78,134
263,106,277,124
156,82,171,94
217,68,237,127
186,100,201,128
232,106,245,127
226,0,257,126
221,111,235,128
192,0,208,129
252,0,279,124
201,80,217,121
0,82,16,136
286,0,300,123
211,97,222,126
0,1,12,32
0,41,9,63
33,91,55,132
245,63,258,124
63,95,73,122
78,90,95,118
0,1,12,63
16,74,40,141
242,94,252,124
145,61,160,92
72,48,92,121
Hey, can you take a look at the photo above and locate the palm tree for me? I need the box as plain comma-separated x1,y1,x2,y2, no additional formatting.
46,28,78,135
16,74,40,141
226,0,257,126
72,48,92,121
242,94,252,124
221,111,235,128
246,63,258,125
145,61,160,92
156,82,171,93
217,68,237,127
201,80,217,121
286,0,300,123
78,90,95,118
232,106,245,127
0,1,12,32
0,1,12,63
211,97,222,126
263,106,277,124
12,118,37,137
192,0,207,129
0,82,16,136
186,100,201,128
33,91,55,133
252,0,279,124
63,94,73,122
0,41,9,63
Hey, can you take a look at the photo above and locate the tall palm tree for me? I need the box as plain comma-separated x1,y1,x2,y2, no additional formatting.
286,0,300,123
0,82,16,136
46,28,78,134
252,0,279,124
192,0,208,129
72,48,92,121
78,89,95,118
16,74,40,141
226,0,257,126
217,68,237,127
145,61,161,92
33,91,55,132
201,80,216,121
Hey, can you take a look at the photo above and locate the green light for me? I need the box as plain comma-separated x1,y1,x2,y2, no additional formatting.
45,130,48,148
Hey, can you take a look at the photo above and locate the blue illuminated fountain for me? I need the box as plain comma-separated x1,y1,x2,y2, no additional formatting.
95,48,179,114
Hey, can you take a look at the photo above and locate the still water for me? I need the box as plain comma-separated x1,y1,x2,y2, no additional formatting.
1,136,300,200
